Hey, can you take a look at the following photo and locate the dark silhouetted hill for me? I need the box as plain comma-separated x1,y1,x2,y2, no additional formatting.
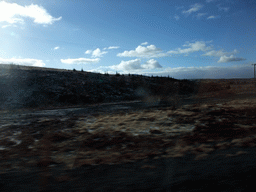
0,64,197,109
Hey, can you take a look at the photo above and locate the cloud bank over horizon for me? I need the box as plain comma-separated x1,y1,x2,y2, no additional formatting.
0,57,45,67
85,63,252,80
144,64,253,79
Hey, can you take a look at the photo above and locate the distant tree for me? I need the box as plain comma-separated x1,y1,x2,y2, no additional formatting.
81,68,83,72
104,71,109,76
116,71,120,76
128,73,130,76
73,68,76,71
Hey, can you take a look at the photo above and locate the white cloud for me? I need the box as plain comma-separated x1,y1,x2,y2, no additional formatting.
92,48,107,57
2,24,14,28
168,41,244,63
168,41,212,55
141,42,148,45
103,46,120,50
61,58,100,64
203,49,238,57
218,55,246,63
0,57,45,67
197,13,207,19
174,15,180,20
85,50,92,54
141,59,162,69
175,6,184,10
86,66,115,74
0,1,61,26
117,44,168,58
107,46,120,49
110,59,142,71
219,7,229,12
54,46,59,50
182,3,203,15
87,69,106,74
203,49,244,63
217,4,230,12
109,58,162,72
207,15,219,19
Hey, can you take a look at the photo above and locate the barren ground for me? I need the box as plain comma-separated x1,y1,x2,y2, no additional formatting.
0,78,256,191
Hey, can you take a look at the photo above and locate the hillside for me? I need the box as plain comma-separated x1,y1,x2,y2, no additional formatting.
0,64,197,110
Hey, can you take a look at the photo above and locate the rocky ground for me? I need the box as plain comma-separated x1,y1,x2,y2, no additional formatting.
0,64,256,191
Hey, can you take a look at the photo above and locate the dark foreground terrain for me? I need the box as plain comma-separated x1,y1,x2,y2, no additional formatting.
1,94,256,191
1,145,256,192
1,64,256,191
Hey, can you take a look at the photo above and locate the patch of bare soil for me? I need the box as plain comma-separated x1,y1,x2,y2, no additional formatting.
0,78,256,191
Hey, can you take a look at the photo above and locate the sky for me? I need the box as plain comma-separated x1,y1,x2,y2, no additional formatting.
0,0,255,79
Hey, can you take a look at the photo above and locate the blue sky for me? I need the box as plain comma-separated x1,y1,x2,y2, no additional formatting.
0,0,255,79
